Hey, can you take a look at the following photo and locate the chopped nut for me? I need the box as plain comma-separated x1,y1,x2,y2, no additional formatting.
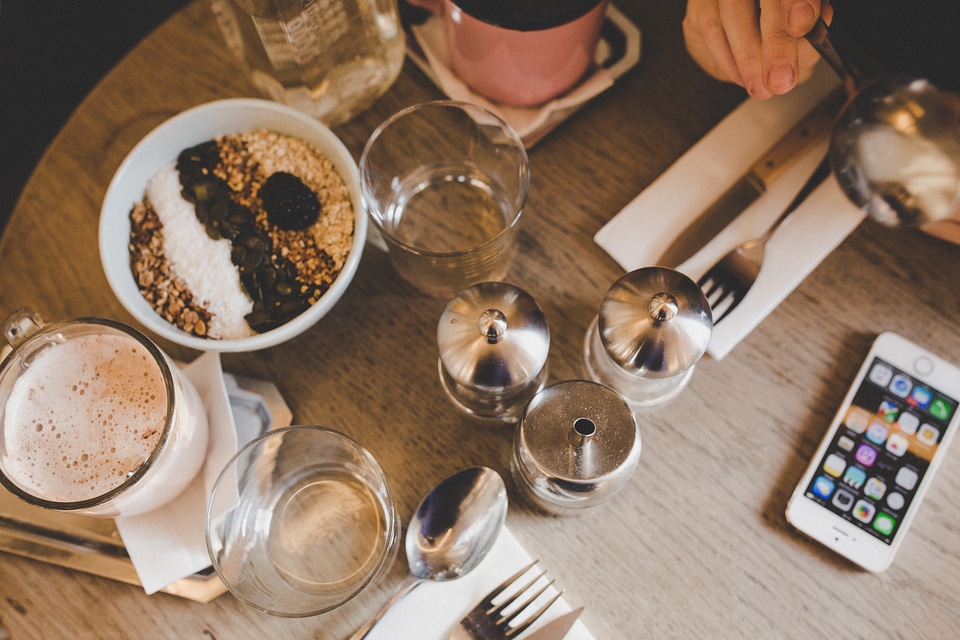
128,129,355,339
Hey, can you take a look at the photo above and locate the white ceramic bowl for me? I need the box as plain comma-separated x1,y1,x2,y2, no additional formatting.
99,99,366,352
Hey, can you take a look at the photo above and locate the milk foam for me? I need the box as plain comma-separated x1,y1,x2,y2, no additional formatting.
2,333,168,502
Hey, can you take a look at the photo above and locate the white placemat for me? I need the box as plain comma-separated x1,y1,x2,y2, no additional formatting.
594,62,865,359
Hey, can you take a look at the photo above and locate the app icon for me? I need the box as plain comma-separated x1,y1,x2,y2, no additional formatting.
844,408,869,434
832,488,855,511
837,435,855,452
931,397,954,421
823,453,847,477
866,422,888,445
877,400,900,422
843,466,867,489
855,443,878,467
873,512,896,536
812,476,835,500
864,477,887,500
889,374,913,398
917,423,940,447
897,412,920,435
887,492,906,510
853,500,876,523
869,363,893,386
908,385,933,409
895,467,919,490
886,433,909,457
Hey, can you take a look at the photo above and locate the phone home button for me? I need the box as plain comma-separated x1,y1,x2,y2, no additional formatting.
914,356,934,376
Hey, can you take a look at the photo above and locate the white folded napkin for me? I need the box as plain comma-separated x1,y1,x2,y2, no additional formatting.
115,351,238,595
367,526,594,640
408,4,641,146
594,62,866,360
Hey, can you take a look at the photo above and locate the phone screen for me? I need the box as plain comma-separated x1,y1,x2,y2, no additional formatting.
802,357,959,544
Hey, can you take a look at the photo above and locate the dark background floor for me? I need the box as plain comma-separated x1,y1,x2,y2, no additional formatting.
0,0,192,232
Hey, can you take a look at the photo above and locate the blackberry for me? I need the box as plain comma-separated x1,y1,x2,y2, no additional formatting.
259,171,321,231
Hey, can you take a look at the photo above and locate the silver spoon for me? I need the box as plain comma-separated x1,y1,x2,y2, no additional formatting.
349,466,508,640
808,19,960,234
829,77,960,230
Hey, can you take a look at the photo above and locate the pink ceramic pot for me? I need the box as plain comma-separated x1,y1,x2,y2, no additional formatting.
409,0,607,106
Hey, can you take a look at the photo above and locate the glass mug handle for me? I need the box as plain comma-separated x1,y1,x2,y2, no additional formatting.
2,307,46,354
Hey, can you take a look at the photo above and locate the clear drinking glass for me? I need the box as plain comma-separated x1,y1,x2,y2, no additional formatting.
0,309,209,517
205,425,400,617
360,101,530,298
211,0,405,126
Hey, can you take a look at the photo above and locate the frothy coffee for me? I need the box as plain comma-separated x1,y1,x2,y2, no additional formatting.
2,333,168,502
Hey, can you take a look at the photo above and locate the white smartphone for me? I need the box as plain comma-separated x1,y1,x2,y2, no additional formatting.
786,331,960,572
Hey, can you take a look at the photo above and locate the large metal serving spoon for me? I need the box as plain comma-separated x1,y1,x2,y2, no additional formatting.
829,78,960,231
808,18,960,235
349,466,508,640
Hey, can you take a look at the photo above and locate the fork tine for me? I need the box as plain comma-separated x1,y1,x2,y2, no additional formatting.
493,574,549,624
710,290,742,323
699,274,727,306
456,561,567,640
491,572,547,621
696,272,717,294
503,587,564,638
481,560,538,609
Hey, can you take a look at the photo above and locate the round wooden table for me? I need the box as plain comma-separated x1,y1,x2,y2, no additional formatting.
1,1,959,638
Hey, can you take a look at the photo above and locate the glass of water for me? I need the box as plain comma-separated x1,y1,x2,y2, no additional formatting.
205,425,400,617
359,101,530,298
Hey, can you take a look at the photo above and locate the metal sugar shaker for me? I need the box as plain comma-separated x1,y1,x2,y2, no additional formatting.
438,282,550,423
511,380,640,515
584,267,712,409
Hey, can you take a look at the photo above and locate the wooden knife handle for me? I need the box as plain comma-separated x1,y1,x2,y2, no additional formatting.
752,87,847,185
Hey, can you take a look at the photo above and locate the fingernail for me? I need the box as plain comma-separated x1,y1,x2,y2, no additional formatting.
767,62,796,93
787,2,816,31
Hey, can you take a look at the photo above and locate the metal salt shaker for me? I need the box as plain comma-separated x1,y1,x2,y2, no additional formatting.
437,282,550,423
511,380,640,515
584,267,712,409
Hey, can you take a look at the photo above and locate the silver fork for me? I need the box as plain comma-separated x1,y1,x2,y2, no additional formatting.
698,156,832,323
450,561,563,640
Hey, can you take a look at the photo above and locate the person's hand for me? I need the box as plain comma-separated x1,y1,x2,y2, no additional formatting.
683,0,832,99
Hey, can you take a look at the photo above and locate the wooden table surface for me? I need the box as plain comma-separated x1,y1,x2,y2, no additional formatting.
2,1,960,638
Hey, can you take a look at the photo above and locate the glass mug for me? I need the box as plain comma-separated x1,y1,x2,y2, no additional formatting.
211,0,406,126
0,309,209,517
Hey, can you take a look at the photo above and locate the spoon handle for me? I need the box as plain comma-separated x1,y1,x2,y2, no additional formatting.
805,17,863,94
348,574,423,640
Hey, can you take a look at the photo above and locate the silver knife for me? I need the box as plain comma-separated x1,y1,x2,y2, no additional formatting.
524,607,584,640
656,86,846,268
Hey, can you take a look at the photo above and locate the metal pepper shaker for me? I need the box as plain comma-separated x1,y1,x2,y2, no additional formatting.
584,267,712,408
437,282,550,423
511,380,640,515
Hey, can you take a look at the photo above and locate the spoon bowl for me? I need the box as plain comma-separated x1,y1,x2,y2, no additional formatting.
406,466,508,581
806,18,960,236
829,77,960,229
350,466,508,639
